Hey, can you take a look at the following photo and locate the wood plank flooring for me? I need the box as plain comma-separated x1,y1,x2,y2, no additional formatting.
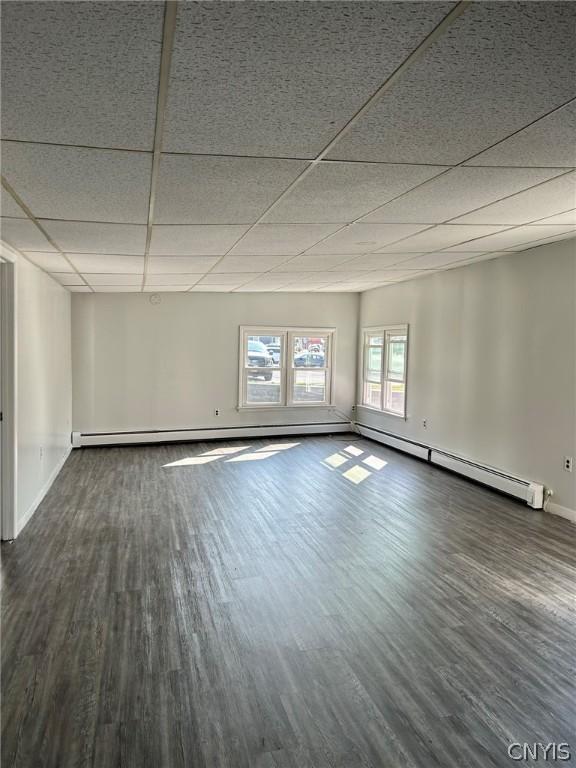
2,434,575,767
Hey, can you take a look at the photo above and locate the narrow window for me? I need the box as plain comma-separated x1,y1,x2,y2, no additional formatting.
362,325,408,417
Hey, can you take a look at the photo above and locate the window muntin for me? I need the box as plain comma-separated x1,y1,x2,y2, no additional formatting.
362,326,407,417
240,328,334,407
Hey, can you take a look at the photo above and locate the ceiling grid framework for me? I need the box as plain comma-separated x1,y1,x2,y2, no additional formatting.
0,0,575,294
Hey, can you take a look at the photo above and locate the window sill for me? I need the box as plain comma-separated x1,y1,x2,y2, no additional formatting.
355,404,407,420
237,404,335,411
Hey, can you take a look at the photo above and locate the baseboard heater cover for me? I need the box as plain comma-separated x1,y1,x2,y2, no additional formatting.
354,422,544,509
430,450,544,509
72,421,352,448
355,424,429,461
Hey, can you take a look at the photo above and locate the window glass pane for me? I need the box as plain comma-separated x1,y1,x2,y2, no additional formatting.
246,334,280,368
245,368,282,404
367,333,383,346
384,380,405,414
292,335,327,368
387,338,406,381
292,369,327,403
367,346,382,373
363,381,381,409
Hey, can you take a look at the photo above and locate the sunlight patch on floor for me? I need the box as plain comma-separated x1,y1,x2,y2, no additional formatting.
201,446,251,456
255,442,300,452
323,453,350,469
344,445,364,457
342,465,372,484
163,456,220,467
226,451,279,462
363,455,387,471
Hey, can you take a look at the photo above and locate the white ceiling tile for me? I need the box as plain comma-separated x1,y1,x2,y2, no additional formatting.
156,155,306,224
274,285,330,293
1,188,26,218
228,224,342,256
92,286,142,293
1,218,57,251
149,225,249,256
148,256,219,274
264,162,447,223
83,274,142,286
444,225,576,252
198,273,260,286
442,252,509,269
531,209,576,226
68,286,92,292
375,225,508,253
50,273,85,286
328,3,576,164
234,282,290,292
190,285,234,293
272,254,354,272
2,2,163,149
164,2,453,157
143,286,190,293
314,283,370,292
41,221,146,255
466,101,576,167
362,167,564,224
454,172,576,225
330,253,416,271
393,251,484,269
506,230,576,252
212,255,289,273
305,223,430,255
1,142,151,223
69,254,144,274
25,252,75,273
143,274,199,287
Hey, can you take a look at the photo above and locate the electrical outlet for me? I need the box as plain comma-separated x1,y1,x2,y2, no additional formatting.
422,419,427,429
214,408,220,416
563,456,573,472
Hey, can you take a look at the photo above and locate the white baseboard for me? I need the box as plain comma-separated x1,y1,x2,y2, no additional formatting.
17,446,72,536
548,502,576,524
73,421,353,447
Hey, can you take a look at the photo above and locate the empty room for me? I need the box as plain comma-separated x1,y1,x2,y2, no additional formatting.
1,1,575,766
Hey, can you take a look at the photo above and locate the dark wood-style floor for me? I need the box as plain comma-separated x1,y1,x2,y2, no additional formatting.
2,434,575,768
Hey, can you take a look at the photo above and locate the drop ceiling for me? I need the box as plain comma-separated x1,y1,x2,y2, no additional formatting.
1,0,575,294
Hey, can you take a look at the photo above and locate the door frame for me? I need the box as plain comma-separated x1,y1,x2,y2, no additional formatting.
1,249,17,540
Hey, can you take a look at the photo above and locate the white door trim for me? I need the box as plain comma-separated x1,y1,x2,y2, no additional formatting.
1,257,17,540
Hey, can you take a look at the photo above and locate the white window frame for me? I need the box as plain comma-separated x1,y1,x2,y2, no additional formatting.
238,326,335,409
360,324,408,418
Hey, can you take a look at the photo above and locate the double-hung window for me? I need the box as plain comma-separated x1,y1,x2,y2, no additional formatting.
239,327,334,407
361,325,408,417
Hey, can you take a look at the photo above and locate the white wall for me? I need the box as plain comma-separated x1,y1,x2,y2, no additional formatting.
17,256,72,531
72,291,359,433
358,239,576,513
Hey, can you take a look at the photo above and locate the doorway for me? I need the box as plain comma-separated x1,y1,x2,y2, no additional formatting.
1,258,16,540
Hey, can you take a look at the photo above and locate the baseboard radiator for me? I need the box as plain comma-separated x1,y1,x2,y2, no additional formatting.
72,420,353,448
355,423,544,509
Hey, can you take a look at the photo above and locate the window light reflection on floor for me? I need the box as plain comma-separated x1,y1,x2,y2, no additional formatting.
163,456,221,467
344,445,364,457
226,451,279,462
323,452,349,469
201,446,250,456
342,465,372,484
362,455,387,471
255,442,300,452
321,447,388,484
